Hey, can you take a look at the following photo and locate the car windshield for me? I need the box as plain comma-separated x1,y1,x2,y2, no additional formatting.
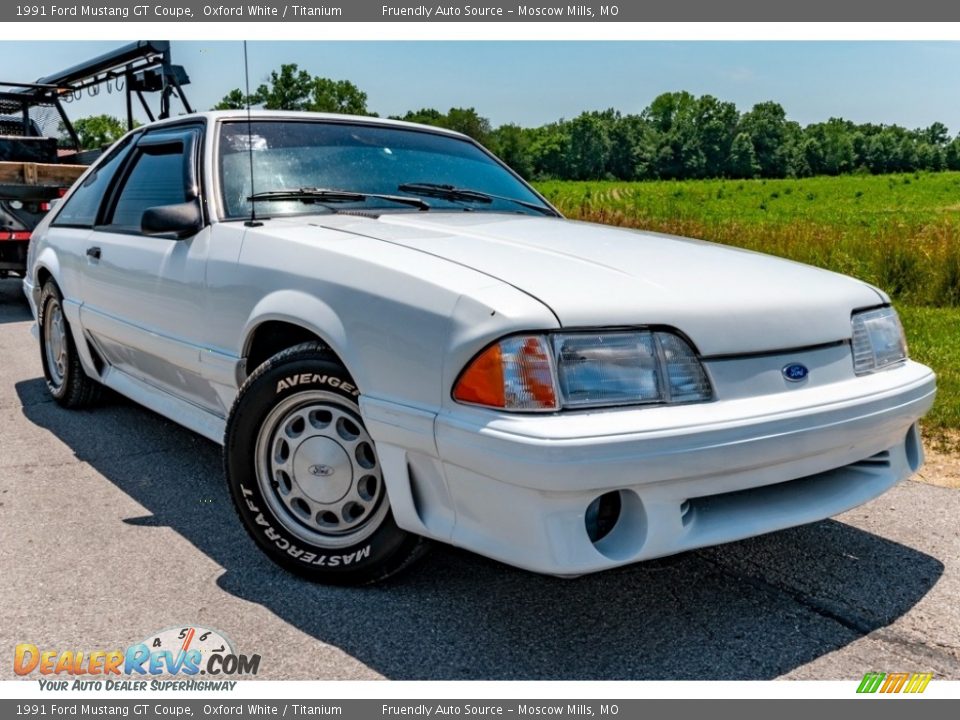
218,119,553,219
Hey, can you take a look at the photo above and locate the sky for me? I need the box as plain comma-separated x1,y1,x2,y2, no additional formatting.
2,40,959,133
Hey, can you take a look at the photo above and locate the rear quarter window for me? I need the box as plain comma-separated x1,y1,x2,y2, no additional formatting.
52,136,135,228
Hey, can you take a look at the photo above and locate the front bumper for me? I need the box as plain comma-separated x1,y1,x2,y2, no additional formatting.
364,359,935,576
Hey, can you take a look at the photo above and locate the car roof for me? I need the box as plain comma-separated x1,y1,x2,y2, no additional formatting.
141,110,472,141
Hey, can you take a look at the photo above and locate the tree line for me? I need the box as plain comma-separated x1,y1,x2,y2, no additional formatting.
70,63,960,182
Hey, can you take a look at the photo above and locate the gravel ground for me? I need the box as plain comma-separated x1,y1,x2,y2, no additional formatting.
917,436,960,489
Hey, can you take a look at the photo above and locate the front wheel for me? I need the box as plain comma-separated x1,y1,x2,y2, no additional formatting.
224,342,427,584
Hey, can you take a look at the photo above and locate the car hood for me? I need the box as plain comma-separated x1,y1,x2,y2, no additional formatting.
311,212,883,356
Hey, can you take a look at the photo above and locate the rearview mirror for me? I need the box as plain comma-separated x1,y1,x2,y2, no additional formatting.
141,200,202,239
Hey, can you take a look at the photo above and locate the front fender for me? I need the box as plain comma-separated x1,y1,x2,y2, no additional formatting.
241,289,350,375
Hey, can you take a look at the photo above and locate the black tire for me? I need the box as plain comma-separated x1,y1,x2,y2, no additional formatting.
224,342,428,585
38,280,101,408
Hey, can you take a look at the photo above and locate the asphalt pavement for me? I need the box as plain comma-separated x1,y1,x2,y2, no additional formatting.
1,277,958,681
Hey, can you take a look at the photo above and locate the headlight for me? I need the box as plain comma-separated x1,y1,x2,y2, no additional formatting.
851,306,908,375
453,330,712,412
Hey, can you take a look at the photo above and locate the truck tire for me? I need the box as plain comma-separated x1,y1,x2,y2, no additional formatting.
224,342,428,584
38,280,101,408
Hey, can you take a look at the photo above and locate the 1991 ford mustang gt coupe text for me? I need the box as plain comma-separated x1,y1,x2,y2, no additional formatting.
25,111,936,584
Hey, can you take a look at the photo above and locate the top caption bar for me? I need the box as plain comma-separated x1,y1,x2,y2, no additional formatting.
4,0,957,22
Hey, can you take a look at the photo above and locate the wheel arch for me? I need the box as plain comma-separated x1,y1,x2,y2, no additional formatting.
32,251,102,378
240,291,351,383
32,248,62,293
36,265,53,290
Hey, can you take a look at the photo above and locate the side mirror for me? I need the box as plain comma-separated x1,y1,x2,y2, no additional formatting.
141,200,202,239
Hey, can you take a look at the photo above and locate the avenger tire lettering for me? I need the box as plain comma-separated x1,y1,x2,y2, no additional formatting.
276,374,358,396
224,342,427,584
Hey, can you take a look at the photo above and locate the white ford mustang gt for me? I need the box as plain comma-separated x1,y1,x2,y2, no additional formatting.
24,111,936,583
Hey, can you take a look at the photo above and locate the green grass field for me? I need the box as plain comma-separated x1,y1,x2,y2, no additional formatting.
898,307,960,436
534,173,960,437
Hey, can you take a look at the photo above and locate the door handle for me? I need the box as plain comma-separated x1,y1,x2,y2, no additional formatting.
86,246,101,260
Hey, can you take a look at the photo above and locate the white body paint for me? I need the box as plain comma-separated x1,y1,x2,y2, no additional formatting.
26,111,936,575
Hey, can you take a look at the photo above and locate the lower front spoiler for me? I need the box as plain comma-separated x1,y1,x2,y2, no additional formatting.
430,424,922,575
365,363,934,576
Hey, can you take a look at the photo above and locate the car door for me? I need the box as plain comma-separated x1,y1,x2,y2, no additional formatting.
42,135,138,313
77,124,221,414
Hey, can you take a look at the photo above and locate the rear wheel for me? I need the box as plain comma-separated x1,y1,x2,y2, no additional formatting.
38,281,100,408
224,342,427,584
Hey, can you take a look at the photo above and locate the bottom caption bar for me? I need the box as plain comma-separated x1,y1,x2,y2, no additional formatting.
2,700,955,719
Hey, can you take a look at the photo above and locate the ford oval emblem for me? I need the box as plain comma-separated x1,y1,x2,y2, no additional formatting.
782,363,809,382
308,464,335,477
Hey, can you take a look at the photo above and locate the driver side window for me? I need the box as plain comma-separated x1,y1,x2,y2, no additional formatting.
99,126,202,234
113,152,186,227
106,148,186,232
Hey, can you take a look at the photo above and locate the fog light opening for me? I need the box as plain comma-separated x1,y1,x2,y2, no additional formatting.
585,491,622,544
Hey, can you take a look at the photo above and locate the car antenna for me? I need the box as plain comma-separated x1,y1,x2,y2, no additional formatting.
243,40,263,228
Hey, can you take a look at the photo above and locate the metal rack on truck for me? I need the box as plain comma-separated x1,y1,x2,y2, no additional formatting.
0,40,192,280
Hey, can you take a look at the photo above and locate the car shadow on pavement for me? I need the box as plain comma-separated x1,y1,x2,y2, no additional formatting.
16,377,945,680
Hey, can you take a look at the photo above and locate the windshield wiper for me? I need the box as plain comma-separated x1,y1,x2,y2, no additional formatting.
397,183,492,203
247,187,430,211
397,182,558,217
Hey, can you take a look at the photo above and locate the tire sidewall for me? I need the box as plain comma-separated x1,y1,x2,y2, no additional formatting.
225,355,412,582
38,283,70,400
